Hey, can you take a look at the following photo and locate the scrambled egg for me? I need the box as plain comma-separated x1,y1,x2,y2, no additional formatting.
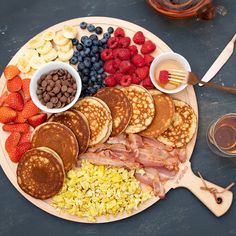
52,160,153,222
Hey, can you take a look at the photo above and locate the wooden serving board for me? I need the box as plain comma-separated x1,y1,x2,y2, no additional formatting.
0,17,233,223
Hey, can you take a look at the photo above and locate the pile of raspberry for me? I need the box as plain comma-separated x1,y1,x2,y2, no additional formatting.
101,27,156,89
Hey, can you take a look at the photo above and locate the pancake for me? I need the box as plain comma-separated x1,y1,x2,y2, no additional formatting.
31,122,79,172
48,110,90,154
139,90,174,137
94,87,132,137
121,85,155,133
17,147,64,200
158,100,197,148
74,97,112,146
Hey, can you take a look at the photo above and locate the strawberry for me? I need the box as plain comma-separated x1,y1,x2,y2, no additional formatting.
5,92,24,111
101,49,113,61
128,45,138,56
9,142,31,163
142,76,154,89
22,79,31,102
114,27,125,37
104,75,117,87
22,100,40,119
133,31,145,45
7,75,22,92
0,107,17,123
131,73,142,84
119,37,131,48
107,37,119,49
5,132,21,153
3,123,30,133
103,60,116,74
141,40,156,54
144,54,154,66
117,48,131,60
19,131,32,144
131,54,145,67
135,66,149,80
15,111,27,123
0,91,9,106
113,73,123,84
28,113,47,128
120,60,131,73
120,75,132,87
4,65,20,80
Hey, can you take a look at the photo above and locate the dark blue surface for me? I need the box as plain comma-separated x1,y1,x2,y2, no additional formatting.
0,0,235,235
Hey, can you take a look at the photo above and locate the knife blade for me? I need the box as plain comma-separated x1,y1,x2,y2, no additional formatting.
199,33,236,86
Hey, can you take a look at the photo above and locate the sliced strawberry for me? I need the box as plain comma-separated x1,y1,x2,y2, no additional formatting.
9,142,31,163
0,91,9,106
19,131,32,144
22,100,40,119
28,113,47,128
22,79,31,102
7,75,22,92
4,65,20,80
3,123,30,133
5,132,21,153
14,111,27,124
0,107,17,123
5,92,24,111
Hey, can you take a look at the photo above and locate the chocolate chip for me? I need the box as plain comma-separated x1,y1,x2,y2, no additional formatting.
36,89,42,95
42,81,47,87
46,102,53,108
44,94,50,102
73,83,77,89
46,85,52,92
61,85,67,92
52,74,58,81
38,94,42,99
53,86,60,94
57,93,62,98
60,96,67,103
56,101,62,108
64,92,70,97
48,92,55,97
67,87,73,94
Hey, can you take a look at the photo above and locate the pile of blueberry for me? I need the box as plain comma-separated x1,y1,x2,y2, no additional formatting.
69,22,114,97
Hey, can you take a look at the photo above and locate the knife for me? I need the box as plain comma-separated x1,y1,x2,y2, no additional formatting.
199,33,236,86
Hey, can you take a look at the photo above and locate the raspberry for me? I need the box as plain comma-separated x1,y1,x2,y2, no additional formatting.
159,70,169,84
135,66,149,80
103,60,116,74
101,48,113,61
131,74,142,84
142,76,154,89
120,60,131,73
113,58,121,70
114,73,123,84
104,75,117,87
128,45,138,56
131,54,145,67
144,54,154,66
127,64,136,75
117,48,131,60
107,37,119,49
112,48,120,58
119,37,131,48
114,27,125,37
141,40,156,54
133,31,145,45
120,75,132,87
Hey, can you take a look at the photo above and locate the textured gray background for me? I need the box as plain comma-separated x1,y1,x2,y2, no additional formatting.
0,0,235,235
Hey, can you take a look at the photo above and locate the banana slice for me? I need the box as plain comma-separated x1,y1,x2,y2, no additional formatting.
53,31,69,46
25,68,36,78
29,56,46,69
57,48,74,62
42,30,55,41
24,49,39,60
62,25,77,39
27,35,45,49
57,40,72,52
42,48,58,62
17,56,31,73
37,41,52,55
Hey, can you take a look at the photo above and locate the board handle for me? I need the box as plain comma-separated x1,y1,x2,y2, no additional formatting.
177,167,234,217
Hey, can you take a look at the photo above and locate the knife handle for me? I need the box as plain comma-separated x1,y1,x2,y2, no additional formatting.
200,80,236,94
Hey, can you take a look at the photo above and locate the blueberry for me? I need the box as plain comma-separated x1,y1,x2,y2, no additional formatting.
99,60,104,66
95,26,103,35
81,36,89,44
90,70,96,76
78,62,85,71
91,56,97,63
83,68,90,75
94,62,101,71
98,40,103,46
103,32,110,39
80,22,87,29
84,47,91,55
97,68,104,74
107,27,114,34
87,24,95,32
73,51,80,57
76,43,83,51
69,56,78,65
80,51,85,57
94,53,100,61
98,46,104,53
91,46,99,54
84,39,92,47
101,38,107,44
82,76,89,84
91,76,96,82
84,58,91,68
78,55,83,62
92,39,99,46
94,84,101,90
102,44,108,49
90,87,96,94
89,34,98,41
101,73,107,79
72,38,79,46
88,80,94,87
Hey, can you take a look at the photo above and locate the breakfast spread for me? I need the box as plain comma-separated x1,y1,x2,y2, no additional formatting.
0,19,201,222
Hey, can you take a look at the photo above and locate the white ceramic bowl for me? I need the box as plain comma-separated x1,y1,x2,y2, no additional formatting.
149,52,191,94
30,61,82,113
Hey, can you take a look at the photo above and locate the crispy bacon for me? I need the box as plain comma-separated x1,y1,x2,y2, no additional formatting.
107,133,127,145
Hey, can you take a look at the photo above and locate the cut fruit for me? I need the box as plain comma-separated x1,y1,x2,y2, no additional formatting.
57,41,72,53
24,49,39,60
29,56,46,69
53,31,69,46
27,35,45,49
37,41,52,55
42,30,55,41
42,48,58,62
17,57,31,73
57,48,73,62
62,25,77,39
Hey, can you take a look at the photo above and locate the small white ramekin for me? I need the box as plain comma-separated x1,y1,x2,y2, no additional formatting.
30,61,82,113
149,52,191,94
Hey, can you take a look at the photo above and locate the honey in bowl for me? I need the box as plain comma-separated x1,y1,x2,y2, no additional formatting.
155,59,184,90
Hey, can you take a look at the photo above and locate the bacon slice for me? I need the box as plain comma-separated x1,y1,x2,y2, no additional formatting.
142,136,173,151
107,133,127,145
128,134,144,150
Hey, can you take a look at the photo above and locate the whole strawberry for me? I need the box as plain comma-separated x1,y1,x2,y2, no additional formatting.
141,40,156,54
133,31,145,45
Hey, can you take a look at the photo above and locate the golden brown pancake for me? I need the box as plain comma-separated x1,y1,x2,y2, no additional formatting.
94,87,132,137
48,110,90,154
139,90,174,137
17,147,64,200
31,122,79,172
